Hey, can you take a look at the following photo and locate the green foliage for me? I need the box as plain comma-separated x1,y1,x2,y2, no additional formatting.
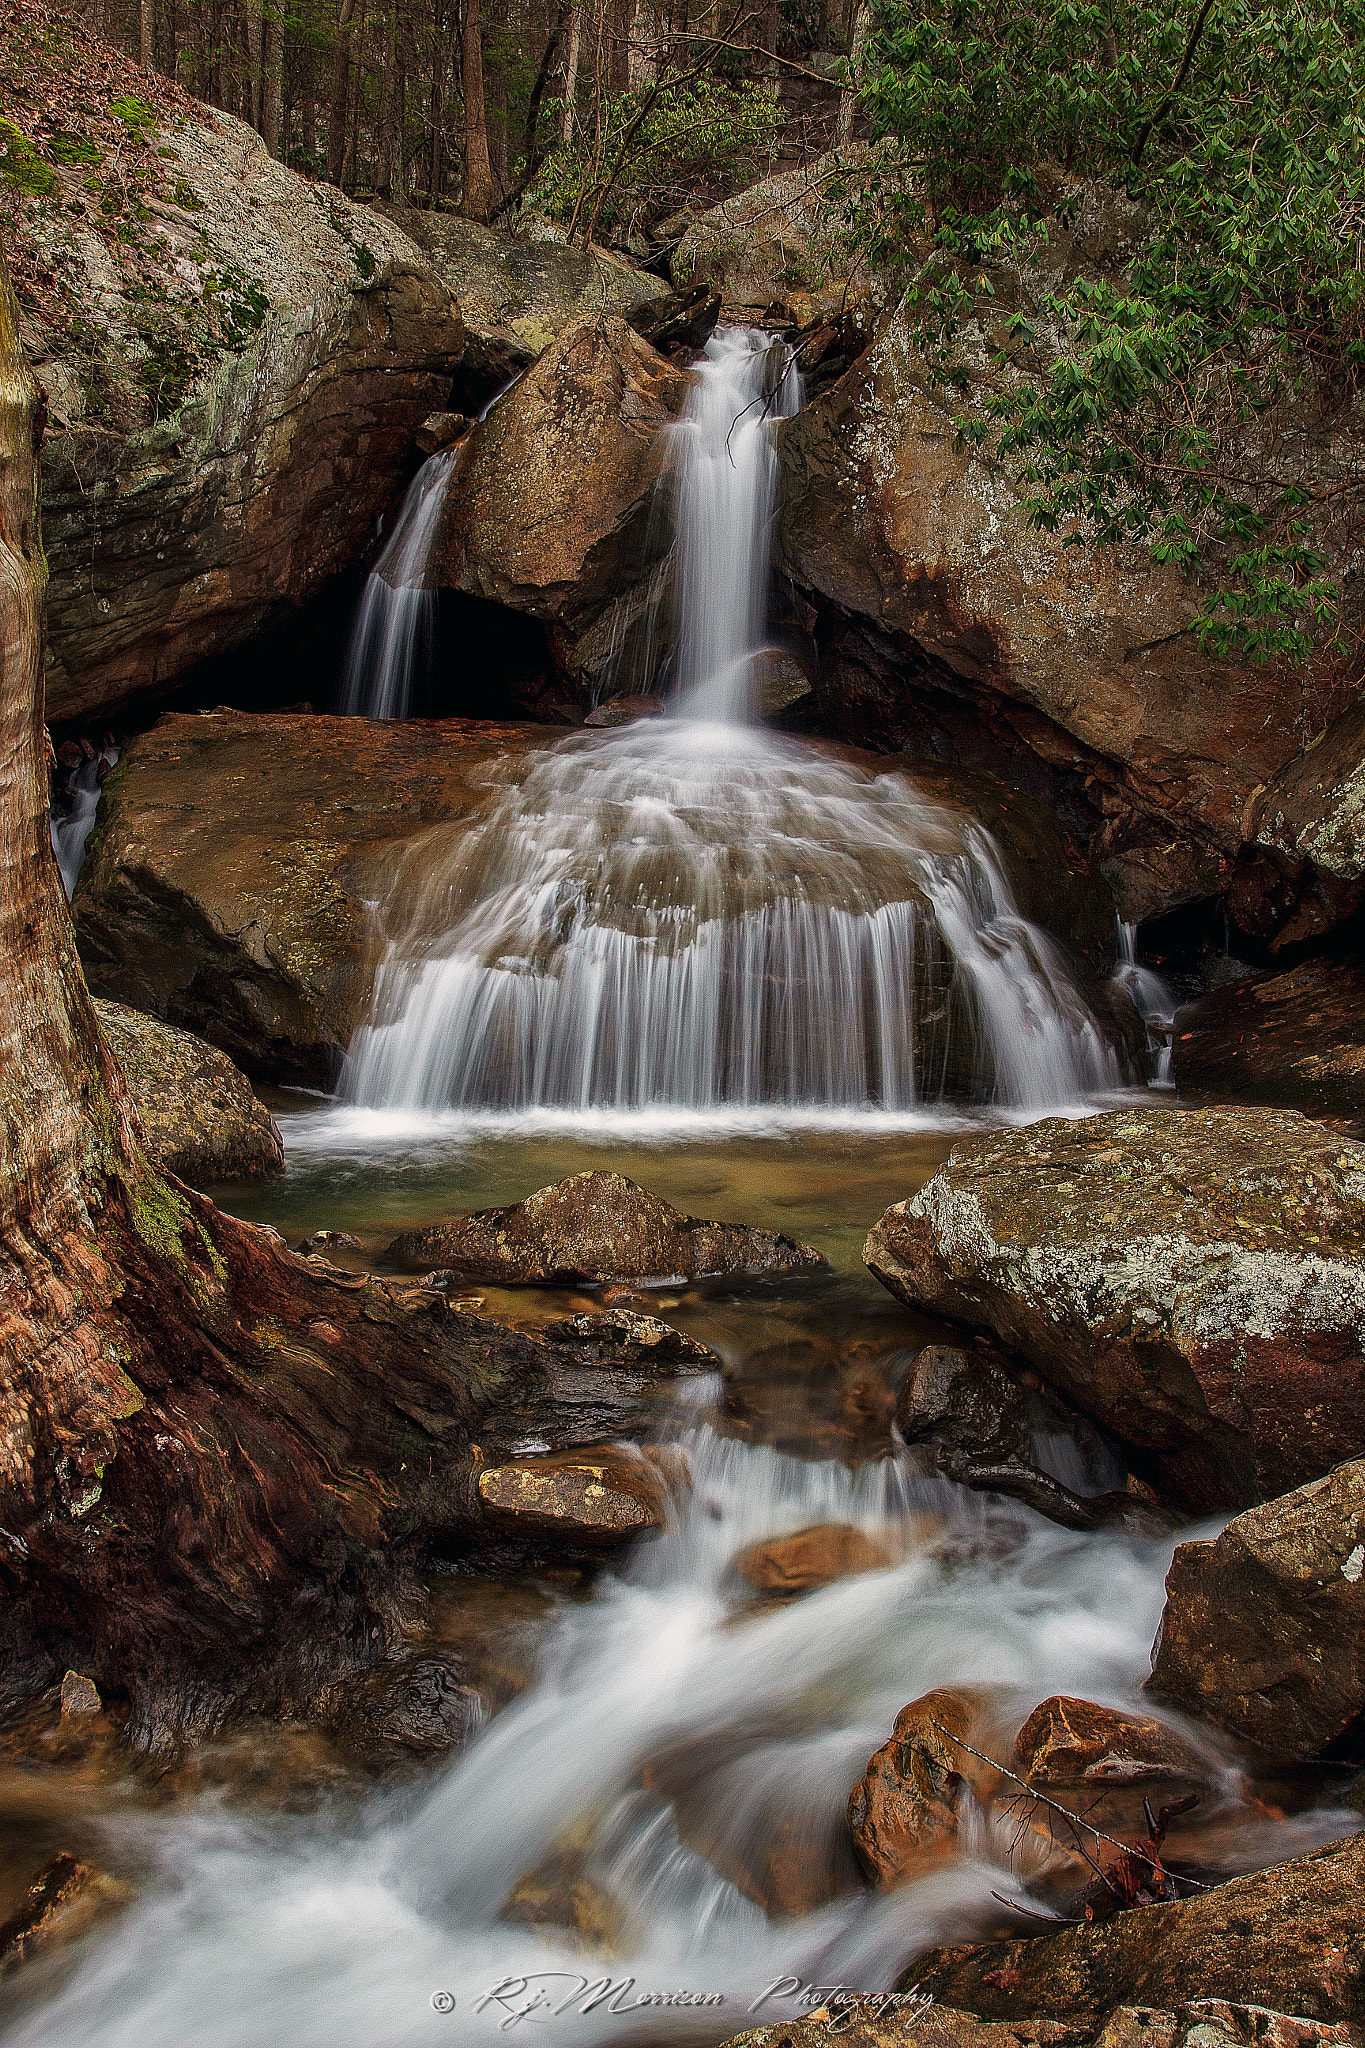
528,75,781,244
847,0,1365,663
109,93,159,138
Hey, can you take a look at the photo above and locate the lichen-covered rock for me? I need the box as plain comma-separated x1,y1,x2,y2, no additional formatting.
1172,958,1365,1129
94,999,283,1184
433,313,691,698
731,1522,893,1593
672,147,878,324
909,1832,1365,2029
1014,1697,1207,1787
865,1108,1365,1512
720,2002,1359,2048
75,710,548,1084
477,1443,685,1546
1147,1461,1365,1761
537,1308,718,1372
847,1687,1000,1890
389,1170,826,1285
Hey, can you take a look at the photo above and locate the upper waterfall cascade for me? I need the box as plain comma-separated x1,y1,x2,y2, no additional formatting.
338,446,460,721
343,328,1122,1116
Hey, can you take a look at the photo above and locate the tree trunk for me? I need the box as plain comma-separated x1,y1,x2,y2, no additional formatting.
246,0,264,131
461,0,495,221
327,0,359,185
262,4,283,156
607,0,631,93
0,245,581,1757
838,0,869,143
429,28,446,203
560,3,581,140
376,7,398,197
140,0,154,68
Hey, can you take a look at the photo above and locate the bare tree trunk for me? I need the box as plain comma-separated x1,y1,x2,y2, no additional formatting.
560,3,581,139
376,5,399,196
327,0,359,183
838,0,869,143
429,25,446,201
262,3,283,155
461,0,495,220
246,0,264,130
607,0,630,93
140,0,154,67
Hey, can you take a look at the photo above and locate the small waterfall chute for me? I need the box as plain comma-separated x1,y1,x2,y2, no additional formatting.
1112,920,1178,1087
50,741,118,900
338,447,460,721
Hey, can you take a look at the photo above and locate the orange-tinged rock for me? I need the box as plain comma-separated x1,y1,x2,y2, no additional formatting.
732,1522,893,1593
1015,1696,1207,1786
477,1443,687,1546
847,1687,1000,1890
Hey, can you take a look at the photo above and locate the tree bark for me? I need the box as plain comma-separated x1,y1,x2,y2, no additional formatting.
327,0,359,185
560,2,581,140
262,3,283,156
838,0,869,143
0,247,581,1757
140,0,154,68
461,0,495,220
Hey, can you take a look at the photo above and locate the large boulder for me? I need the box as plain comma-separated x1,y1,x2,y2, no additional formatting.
74,710,548,1085
908,1832,1365,2029
865,1108,1365,1513
1172,958,1365,1129
1148,1461,1365,1761
775,190,1358,936
432,312,691,699
389,1170,827,1284
93,999,283,1184
1,10,466,728
1014,1697,1206,1788
671,147,877,326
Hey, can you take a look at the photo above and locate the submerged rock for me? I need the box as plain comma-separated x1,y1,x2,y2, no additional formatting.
1148,1460,1365,1761
847,1687,1000,1890
389,1170,827,1285
866,1108,1365,1513
731,1522,893,1594
95,1000,283,1184
1014,1698,1207,1788
908,1831,1365,2028
583,693,666,726
501,1844,623,1951
0,1853,126,1973
477,1443,687,1546
1172,957,1365,1129
76,711,547,1085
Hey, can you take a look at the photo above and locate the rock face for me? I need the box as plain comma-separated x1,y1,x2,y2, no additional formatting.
389,1170,827,1284
847,1688,998,1890
537,1309,718,1372
1148,1461,1365,1761
94,1000,283,1184
4,13,465,726
672,147,875,325
1014,1698,1206,1787
477,1443,684,1545
1172,958,1365,1129
731,1522,893,1593
866,1108,1365,1513
774,193,1358,937
722,2003,1359,2048
909,1832,1365,2029
433,313,691,699
74,710,546,1085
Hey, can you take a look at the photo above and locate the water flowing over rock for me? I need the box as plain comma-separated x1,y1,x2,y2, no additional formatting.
848,1686,1001,1890
337,447,462,721
909,1832,1365,2028
388,1171,826,1284
731,1521,894,1592
866,1108,1365,1513
1148,1461,1365,1761
93,1000,283,1184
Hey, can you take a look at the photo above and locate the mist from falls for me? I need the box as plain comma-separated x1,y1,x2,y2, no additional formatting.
341,328,1121,1119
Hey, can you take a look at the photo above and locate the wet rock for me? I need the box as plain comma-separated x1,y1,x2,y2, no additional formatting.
296,1231,365,1258
732,1523,893,1594
583,693,666,727
848,1688,1000,1890
477,1443,687,1546
76,711,547,1085
750,648,815,717
433,314,691,701
501,1844,622,1951
373,205,665,388
414,410,469,454
909,1830,1365,2028
320,1655,481,1758
538,1309,718,1372
58,1671,101,1719
1242,698,1365,952
722,2008,1079,2048
626,284,723,358
0,1853,125,1971
1147,1460,1365,1761
1172,958,1365,1130
865,1107,1365,1514
1015,1698,1207,1787
389,1170,827,1285
20,61,465,727
94,1000,283,1184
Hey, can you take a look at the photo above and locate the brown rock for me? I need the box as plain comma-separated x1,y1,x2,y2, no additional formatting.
389,1170,826,1285
320,1655,481,1757
722,2008,1079,2048
76,711,549,1086
501,1844,622,1951
477,1443,686,1546
1147,1461,1365,1761
909,1831,1365,2028
58,1671,101,1719
94,1000,284,1184
538,1308,718,1371
626,284,723,357
749,648,814,716
848,1688,1000,1890
732,1522,893,1593
0,1853,125,1971
1014,1698,1207,1786
865,1107,1365,1513
414,411,469,453
1172,958,1365,1129
434,313,692,700
583,693,666,726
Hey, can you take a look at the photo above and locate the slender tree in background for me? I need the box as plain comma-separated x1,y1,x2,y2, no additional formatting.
462,0,495,217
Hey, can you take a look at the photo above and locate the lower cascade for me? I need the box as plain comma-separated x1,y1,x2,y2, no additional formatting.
343,328,1120,1118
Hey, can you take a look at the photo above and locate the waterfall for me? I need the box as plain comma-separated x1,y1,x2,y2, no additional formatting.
50,742,118,900
337,448,459,721
1113,920,1177,1087
341,328,1122,1119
